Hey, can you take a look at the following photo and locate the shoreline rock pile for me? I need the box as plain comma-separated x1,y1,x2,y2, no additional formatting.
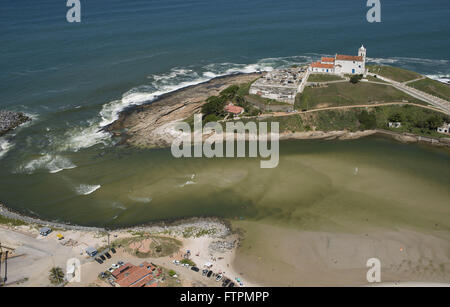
0,110,31,136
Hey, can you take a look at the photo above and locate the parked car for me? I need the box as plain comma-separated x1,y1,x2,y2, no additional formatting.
111,248,116,254
108,267,115,273
111,263,120,269
105,252,111,259
191,266,200,272
228,282,235,287
207,270,213,278
202,269,208,276
95,258,103,264
117,261,124,266
173,260,180,265
215,274,223,282
100,255,106,261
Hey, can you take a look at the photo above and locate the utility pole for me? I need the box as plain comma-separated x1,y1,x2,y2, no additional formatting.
106,229,110,251
3,251,8,284
0,251,3,286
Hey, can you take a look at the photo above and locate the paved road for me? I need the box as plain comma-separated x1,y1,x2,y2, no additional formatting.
367,73,450,114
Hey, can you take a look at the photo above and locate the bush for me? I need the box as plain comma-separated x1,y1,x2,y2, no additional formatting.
388,112,403,122
358,110,377,129
350,74,363,84
220,85,239,100
168,270,177,277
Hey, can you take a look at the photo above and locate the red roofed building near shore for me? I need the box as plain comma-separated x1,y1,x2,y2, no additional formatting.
321,57,335,64
309,45,367,75
224,103,244,116
112,261,158,287
310,62,335,73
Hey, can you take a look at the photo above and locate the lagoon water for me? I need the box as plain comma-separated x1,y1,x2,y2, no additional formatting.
0,0,449,230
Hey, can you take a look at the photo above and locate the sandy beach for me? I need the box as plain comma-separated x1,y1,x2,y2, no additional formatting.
231,220,450,286
0,211,256,287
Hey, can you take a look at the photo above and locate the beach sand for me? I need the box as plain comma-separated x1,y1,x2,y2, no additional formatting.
232,220,450,286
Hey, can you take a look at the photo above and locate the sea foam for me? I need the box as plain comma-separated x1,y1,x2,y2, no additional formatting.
17,154,76,174
75,184,101,195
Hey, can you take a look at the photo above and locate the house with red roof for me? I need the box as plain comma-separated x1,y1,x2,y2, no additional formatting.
112,261,159,287
224,103,244,117
309,45,367,75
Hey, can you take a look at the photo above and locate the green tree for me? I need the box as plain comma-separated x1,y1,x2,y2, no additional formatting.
201,95,227,117
388,112,403,122
219,85,239,100
49,267,65,285
350,74,363,84
358,110,377,129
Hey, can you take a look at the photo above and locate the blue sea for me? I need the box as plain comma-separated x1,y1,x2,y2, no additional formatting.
0,0,449,225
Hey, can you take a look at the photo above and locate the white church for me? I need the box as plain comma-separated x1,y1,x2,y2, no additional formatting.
309,45,367,75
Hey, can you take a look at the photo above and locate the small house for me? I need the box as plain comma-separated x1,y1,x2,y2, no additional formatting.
388,122,402,128
437,123,450,134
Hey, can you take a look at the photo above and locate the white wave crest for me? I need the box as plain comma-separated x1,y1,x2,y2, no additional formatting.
62,54,449,153
178,180,196,188
129,196,152,203
75,184,101,195
17,154,76,174
0,137,14,160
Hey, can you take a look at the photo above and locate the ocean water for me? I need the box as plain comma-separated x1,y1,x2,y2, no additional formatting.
0,0,449,226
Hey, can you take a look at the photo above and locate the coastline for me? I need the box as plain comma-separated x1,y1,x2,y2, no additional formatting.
105,72,450,149
0,202,256,287
0,110,31,137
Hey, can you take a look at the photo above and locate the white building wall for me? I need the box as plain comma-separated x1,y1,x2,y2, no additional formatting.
335,60,364,75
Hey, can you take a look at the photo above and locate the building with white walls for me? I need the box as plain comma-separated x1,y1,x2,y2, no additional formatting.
309,45,367,75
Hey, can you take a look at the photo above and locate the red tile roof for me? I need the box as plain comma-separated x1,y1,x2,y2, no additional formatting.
114,262,157,287
335,54,363,62
310,62,334,69
224,104,244,115
129,275,156,288
321,57,335,63
111,263,133,278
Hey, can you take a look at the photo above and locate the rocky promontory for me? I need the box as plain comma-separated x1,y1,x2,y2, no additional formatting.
0,110,31,136
106,73,261,148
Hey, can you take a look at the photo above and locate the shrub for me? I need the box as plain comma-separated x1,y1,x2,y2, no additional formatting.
350,74,363,84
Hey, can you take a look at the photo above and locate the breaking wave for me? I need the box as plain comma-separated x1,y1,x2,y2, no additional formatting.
16,154,76,174
0,137,14,160
75,184,101,195
129,196,152,203
61,54,449,152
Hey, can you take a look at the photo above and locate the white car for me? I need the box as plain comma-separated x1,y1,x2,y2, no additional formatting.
108,267,115,273
111,263,120,269
173,260,180,265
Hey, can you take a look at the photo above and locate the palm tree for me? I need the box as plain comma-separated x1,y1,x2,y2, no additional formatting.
49,267,65,285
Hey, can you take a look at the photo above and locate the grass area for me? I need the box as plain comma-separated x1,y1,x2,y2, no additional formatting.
0,215,27,226
368,65,422,82
408,78,450,101
246,94,291,106
295,82,426,110
307,74,344,82
180,258,196,266
364,75,388,83
372,104,450,138
112,234,182,258
236,105,449,138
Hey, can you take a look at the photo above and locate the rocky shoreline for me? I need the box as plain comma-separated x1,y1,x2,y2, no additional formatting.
0,110,31,136
106,73,261,148
0,202,231,238
105,72,450,149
